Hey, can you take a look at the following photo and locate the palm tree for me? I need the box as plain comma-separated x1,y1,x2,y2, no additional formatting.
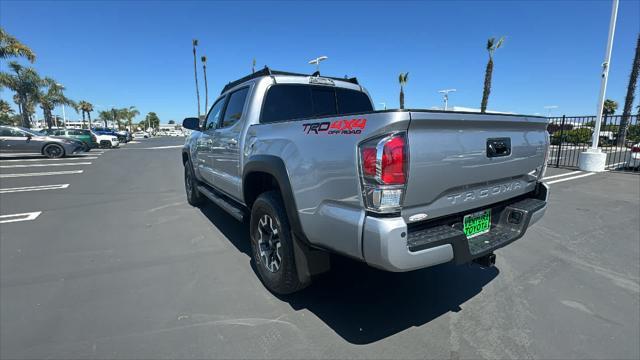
192,39,201,120
98,110,113,128
77,101,94,129
602,98,618,129
201,55,209,113
618,34,640,146
0,27,36,63
480,36,505,113
36,78,75,129
398,72,409,110
0,61,41,127
123,106,139,131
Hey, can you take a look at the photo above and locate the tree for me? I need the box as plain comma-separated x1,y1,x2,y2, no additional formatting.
618,34,640,146
201,55,209,113
98,110,113,128
168,120,175,124
601,98,618,130
0,61,41,127
398,72,409,109
144,112,160,129
0,99,15,125
192,39,201,120
480,36,505,113
122,106,139,131
77,101,94,129
36,78,75,129
602,99,618,116
0,27,36,63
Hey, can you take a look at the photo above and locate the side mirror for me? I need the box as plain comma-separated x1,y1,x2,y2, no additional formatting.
182,117,200,131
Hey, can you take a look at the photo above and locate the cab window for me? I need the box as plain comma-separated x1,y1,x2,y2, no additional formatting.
204,97,225,132
220,87,249,128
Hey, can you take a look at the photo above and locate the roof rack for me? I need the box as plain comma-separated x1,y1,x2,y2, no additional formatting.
220,66,359,94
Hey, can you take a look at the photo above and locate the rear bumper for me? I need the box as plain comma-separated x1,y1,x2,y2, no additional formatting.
362,182,548,272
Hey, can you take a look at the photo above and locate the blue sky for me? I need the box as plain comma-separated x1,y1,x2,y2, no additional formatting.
1,0,639,123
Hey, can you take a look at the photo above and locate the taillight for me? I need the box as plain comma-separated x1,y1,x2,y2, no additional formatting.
359,133,408,213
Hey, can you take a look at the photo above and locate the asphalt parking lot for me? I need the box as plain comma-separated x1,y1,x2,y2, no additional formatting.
1,137,638,359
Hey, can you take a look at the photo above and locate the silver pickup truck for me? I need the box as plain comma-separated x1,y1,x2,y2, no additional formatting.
181,68,550,294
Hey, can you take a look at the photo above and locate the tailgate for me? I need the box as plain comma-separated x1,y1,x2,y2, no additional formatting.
402,111,548,222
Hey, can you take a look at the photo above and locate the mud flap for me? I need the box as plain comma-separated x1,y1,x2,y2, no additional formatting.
292,234,331,285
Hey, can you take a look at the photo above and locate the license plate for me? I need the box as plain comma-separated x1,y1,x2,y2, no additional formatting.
463,209,491,238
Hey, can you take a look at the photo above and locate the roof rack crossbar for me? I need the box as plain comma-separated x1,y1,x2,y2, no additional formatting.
221,67,359,94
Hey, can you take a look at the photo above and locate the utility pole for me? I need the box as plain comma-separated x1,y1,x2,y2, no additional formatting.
438,89,456,111
579,0,619,172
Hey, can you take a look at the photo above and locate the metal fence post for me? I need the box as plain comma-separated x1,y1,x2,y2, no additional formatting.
555,115,566,167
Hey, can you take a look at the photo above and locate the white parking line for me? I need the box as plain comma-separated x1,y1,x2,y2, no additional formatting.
0,211,42,224
605,161,626,169
546,172,595,185
0,157,97,162
0,184,69,194
0,162,91,168
0,170,83,178
541,170,582,181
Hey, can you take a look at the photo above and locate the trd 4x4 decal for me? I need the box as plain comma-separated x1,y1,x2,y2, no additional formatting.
302,119,367,135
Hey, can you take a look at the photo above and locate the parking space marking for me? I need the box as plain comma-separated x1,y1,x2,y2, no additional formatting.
541,170,582,181
0,162,91,168
546,172,595,185
0,211,42,224
605,161,626,170
0,184,70,194
0,170,83,178
0,157,98,163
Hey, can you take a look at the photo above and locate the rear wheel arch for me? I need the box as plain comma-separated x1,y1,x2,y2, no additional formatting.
242,156,303,239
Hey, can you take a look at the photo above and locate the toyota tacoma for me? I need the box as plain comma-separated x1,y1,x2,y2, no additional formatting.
181,68,550,294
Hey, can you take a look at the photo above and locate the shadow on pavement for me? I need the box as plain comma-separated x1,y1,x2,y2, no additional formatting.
197,202,499,345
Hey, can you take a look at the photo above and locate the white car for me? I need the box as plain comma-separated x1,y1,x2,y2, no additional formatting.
168,130,181,137
92,132,119,148
133,132,148,139
625,143,640,169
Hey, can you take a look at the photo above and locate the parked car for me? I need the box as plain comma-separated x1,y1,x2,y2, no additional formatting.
168,130,181,136
93,128,128,143
40,128,97,151
117,130,133,142
181,68,550,294
92,131,119,148
133,132,148,139
625,143,640,169
0,125,84,158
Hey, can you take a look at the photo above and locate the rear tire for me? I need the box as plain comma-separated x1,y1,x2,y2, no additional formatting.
184,160,204,206
250,191,307,294
43,144,65,158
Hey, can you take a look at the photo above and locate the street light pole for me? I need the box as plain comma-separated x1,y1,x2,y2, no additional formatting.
62,104,66,127
579,0,619,172
438,89,456,111
591,0,619,149
308,56,328,73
